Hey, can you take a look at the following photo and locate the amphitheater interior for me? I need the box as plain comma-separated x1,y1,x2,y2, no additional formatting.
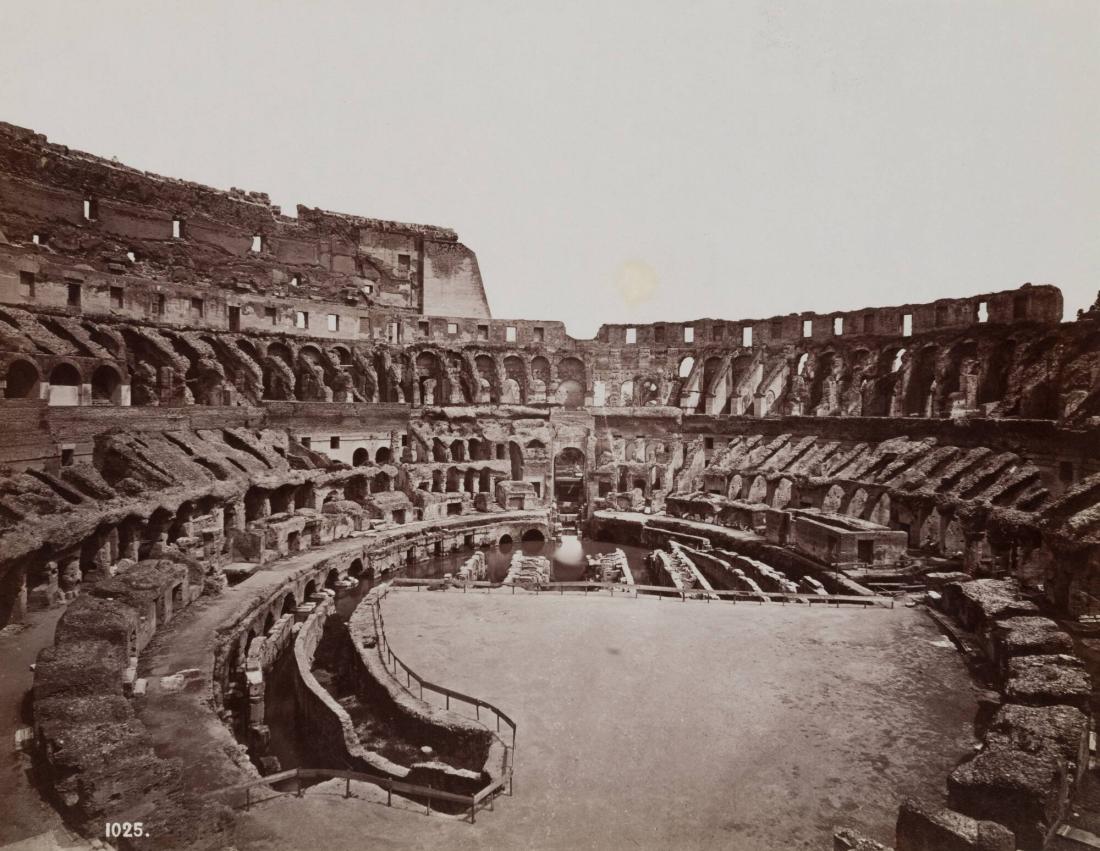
1,120,1100,851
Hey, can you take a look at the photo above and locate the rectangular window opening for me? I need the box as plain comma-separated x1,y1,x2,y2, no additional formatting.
419,320,430,337
190,297,204,318
295,311,308,329
264,307,277,325
397,253,411,272
833,316,843,336
67,283,81,307
741,326,752,347
251,235,263,253
625,327,637,344
327,314,339,332
683,326,694,343
447,322,458,335
83,198,97,221
61,448,74,467
330,436,340,449
712,326,724,342
505,325,517,342
977,301,989,323
301,436,311,449
534,326,544,342
172,218,184,239
153,294,167,316
110,286,124,309
902,313,913,337
290,275,300,287
358,316,370,334
477,324,489,341
18,271,35,299
802,319,813,338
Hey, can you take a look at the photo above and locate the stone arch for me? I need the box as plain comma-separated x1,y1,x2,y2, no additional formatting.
509,441,525,480
479,468,492,492
4,358,40,399
821,484,845,514
904,345,938,416
348,558,364,577
521,529,545,543
48,362,81,406
415,351,445,406
451,439,466,462
90,363,122,405
772,478,792,509
868,492,891,526
464,468,476,493
352,447,369,466
502,355,525,403
375,446,392,464
446,466,460,492
747,475,767,503
846,488,869,518
678,356,695,379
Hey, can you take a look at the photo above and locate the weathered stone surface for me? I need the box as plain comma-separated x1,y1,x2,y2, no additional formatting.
1004,654,1093,711
896,798,1015,851
947,747,1069,850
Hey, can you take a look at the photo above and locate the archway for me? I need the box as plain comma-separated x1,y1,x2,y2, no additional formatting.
48,363,81,406
375,446,392,464
91,364,122,405
4,359,39,399
352,448,369,466
521,528,545,543
553,447,586,514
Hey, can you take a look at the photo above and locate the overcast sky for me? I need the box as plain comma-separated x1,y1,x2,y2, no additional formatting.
1,1,1097,337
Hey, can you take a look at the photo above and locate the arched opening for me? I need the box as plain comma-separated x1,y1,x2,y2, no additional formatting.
375,446,392,464
416,351,444,406
352,447,369,466
498,534,514,549
553,447,586,515
90,364,122,405
263,611,275,634
4,359,39,399
509,441,524,481
620,379,635,406
325,568,339,589
431,469,444,492
450,440,466,462
464,468,477,493
47,363,81,406
904,346,937,416
303,579,317,598
446,467,460,492
372,471,391,493
281,593,297,615
556,357,586,409
348,558,364,577
678,356,695,379
479,468,492,492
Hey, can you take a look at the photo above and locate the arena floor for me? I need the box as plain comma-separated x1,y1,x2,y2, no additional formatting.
236,590,977,851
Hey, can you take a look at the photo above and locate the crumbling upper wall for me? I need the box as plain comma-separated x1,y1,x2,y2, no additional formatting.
0,122,484,319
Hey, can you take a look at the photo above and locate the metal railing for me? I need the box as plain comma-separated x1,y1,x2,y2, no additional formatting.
368,587,519,749
389,577,893,608
209,764,510,823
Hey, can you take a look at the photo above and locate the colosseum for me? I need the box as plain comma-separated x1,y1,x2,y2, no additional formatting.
0,119,1097,851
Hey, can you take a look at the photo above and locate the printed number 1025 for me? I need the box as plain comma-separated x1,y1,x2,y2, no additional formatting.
105,822,145,838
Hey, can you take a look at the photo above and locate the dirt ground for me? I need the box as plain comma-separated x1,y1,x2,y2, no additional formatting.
234,590,977,851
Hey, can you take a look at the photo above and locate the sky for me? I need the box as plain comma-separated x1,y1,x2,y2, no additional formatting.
1,1,1097,338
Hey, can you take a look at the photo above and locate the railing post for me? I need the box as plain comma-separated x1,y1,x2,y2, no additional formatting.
296,773,303,797
345,776,351,798
470,799,476,823
426,786,432,815
387,779,393,807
